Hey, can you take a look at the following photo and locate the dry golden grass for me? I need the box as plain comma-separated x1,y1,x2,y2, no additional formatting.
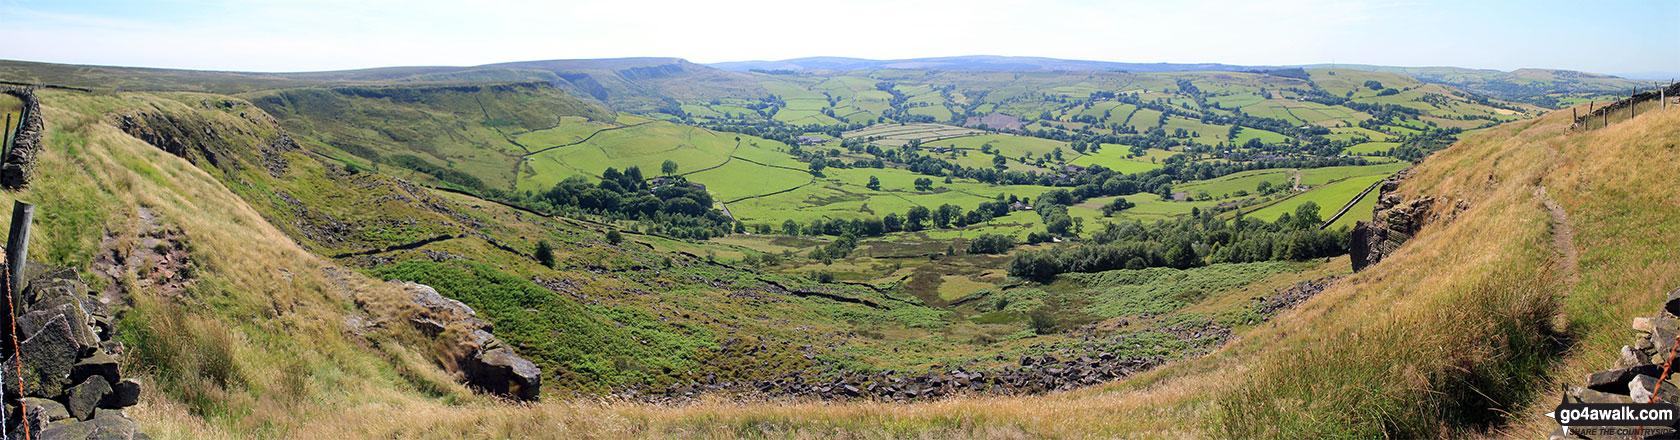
13,89,1679,439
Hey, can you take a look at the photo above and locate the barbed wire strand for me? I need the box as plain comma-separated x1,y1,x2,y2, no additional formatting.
2,258,29,440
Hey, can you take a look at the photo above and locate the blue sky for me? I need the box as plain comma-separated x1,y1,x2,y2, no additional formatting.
0,0,1674,77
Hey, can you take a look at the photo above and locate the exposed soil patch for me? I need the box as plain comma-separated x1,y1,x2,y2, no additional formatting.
91,206,194,304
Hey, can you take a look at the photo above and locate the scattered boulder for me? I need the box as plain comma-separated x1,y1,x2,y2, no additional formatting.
1253,276,1341,317
103,379,141,409
64,376,112,421
71,351,120,386
395,281,541,401
12,397,70,438
18,298,102,355
464,348,542,401
6,315,82,397
35,408,137,440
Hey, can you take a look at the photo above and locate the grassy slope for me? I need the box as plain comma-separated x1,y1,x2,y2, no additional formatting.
356,99,1674,439
13,73,1675,439
243,82,612,191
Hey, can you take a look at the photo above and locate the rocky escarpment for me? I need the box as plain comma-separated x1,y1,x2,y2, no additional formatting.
3,264,148,440
1555,286,1680,439
114,100,300,176
2,87,44,190
398,282,541,401
1349,169,1469,272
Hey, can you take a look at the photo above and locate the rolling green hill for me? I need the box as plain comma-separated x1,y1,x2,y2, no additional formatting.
1,55,1667,439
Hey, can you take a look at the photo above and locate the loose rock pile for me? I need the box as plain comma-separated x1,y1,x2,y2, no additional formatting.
398,282,541,401
3,263,148,440
1555,287,1680,438
631,351,1164,402
626,317,1235,403
1253,276,1342,317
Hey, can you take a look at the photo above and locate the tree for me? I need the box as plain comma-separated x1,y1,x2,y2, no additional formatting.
535,240,555,268
661,160,679,176
1028,309,1058,335
914,177,934,191
808,159,827,175
866,175,881,190
782,219,800,236
906,206,931,231
1166,239,1200,269
1292,201,1323,230
933,204,958,228
992,154,1008,169
883,213,904,232
606,230,623,244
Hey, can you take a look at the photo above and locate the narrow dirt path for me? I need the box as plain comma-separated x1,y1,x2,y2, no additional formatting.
1536,186,1579,284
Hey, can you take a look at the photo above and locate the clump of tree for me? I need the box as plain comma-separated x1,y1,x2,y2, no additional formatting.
532,166,735,240
966,234,1016,255
1101,197,1136,216
1007,202,1347,281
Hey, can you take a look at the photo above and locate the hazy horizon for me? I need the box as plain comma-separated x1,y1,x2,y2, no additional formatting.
0,0,1675,77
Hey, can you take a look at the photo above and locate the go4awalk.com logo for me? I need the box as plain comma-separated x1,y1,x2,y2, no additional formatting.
1551,401,1680,438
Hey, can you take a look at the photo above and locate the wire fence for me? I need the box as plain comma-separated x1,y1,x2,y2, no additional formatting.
1573,82,1680,131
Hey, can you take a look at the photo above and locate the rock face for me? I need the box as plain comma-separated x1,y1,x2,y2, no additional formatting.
1,87,43,189
2,264,148,439
1350,170,1425,272
1349,170,1469,272
397,281,541,401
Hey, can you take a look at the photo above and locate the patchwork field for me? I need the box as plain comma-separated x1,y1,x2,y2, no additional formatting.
845,123,985,146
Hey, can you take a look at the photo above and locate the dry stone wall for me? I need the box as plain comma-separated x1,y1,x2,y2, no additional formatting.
3,263,148,440
1,88,43,190
1555,287,1680,438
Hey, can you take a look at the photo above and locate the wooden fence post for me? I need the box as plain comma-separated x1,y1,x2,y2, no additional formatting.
7,201,32,299
2,201,32,366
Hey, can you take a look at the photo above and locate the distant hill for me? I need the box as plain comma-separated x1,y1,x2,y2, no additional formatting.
708,56,1649,107
0,56,1644,112
709,55,1272,73
0,57,769,112
1297,64,1648,106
